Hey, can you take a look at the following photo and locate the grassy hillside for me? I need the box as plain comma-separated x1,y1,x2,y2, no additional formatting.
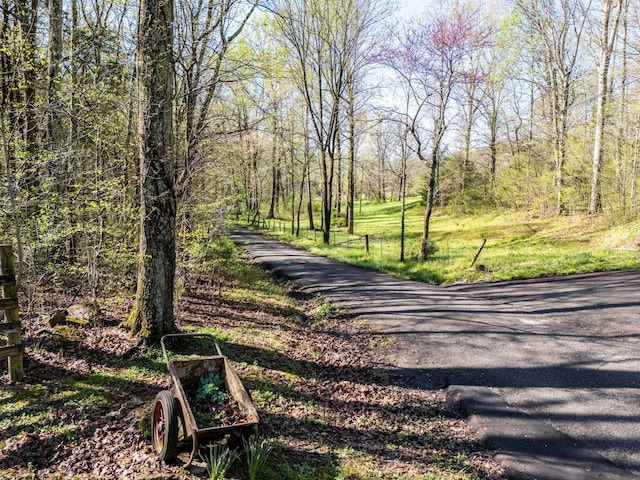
252,199,640,285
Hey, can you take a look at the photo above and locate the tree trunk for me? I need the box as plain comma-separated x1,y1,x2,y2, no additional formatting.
462,81,477,192
289,132,295,235
631,111,639,210
488,109,498,190
615,0,629,210
588,0,620,214
335,133,342,216
553,79,570,215
47,0,63,153
304,106,314,231
399,132,408,262
346,80,356,235
420,145,438,261
268,115,279,219
321,149,333,243
296,160,307,237
306,164,314,230
19,0,39,193
129,0,177,344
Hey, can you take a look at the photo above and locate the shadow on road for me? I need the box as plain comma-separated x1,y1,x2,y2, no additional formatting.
233,229,640,479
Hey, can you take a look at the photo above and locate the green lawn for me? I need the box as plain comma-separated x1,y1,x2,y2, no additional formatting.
252,198,640,285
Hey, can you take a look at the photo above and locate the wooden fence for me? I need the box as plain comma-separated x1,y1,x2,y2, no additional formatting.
0,245,23,381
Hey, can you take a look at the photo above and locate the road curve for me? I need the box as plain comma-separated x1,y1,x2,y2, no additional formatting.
232,229,640,480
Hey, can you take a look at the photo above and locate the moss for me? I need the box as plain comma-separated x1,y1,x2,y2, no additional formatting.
120,304,138,331
53,325,83,344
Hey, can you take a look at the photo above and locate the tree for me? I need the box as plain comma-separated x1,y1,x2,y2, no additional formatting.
515,0,590,215
47,0,63,154
342,0,389,235
174,0,258,215
273,0,383,243
377,4,492,260
458,27,494,194
128,0,177,343
0,0,40,282
588,0,623,214
614,0,630,210
481,73,503,189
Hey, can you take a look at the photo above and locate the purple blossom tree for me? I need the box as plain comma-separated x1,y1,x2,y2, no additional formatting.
374,4,492,260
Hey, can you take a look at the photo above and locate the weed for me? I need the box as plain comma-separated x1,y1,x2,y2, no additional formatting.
278,463,319,480
200,443,239,480
251,390,277,406
244,437,273,480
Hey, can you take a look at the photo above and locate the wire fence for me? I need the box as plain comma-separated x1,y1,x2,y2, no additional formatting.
257,217,435,263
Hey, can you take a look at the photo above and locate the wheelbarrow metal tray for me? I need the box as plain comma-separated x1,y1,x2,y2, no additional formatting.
167,355,259,441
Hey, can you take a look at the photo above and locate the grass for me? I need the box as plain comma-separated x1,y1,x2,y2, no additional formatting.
254,199,640,284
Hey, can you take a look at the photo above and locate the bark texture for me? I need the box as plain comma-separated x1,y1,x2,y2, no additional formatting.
130,0,177,343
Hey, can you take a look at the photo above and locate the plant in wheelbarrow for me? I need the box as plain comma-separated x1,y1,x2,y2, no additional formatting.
196,371,227,405
244,437,273,480
200,442,239,480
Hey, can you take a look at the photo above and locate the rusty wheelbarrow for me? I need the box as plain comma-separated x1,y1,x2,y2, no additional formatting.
150,333,259,466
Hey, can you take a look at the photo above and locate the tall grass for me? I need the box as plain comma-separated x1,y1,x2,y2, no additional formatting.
245,438,273,480
200,443,239,480
252,199,640,285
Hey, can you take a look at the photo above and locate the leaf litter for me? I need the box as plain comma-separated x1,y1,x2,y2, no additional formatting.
0,270,505,480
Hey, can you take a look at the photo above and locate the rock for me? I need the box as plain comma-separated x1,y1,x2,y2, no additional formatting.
44,310,68,328
53,324,83,345
44,304,101,328
67,302,102,326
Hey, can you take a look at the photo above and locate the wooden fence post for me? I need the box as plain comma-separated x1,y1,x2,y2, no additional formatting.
0,245,23,381
469,238,487,268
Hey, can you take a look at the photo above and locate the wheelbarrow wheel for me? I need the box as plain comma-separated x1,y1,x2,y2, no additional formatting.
151,390,178,462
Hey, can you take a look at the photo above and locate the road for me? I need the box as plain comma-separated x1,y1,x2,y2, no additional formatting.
232,229,640,480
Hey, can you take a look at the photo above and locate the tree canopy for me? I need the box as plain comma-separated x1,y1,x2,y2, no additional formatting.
1,0,640,338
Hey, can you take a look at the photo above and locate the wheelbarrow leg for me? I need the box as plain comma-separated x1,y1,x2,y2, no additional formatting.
185,434,199,467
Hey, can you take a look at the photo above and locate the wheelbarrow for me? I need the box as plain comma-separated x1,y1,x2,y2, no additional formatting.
151,333,259,466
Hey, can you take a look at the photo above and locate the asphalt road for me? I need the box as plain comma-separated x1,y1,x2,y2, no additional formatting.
231,229,640,480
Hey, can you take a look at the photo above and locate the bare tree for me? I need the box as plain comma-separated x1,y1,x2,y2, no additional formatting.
515,0,590,215
614,0,630,210
274,0,384,243
377,5,492,260
588,0,623,214
174,0,258,208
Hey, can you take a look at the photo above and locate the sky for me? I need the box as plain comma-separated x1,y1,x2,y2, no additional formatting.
397,0,429,19
397,0,509,20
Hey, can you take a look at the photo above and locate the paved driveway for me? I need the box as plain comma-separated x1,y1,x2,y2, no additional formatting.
232,229,640,480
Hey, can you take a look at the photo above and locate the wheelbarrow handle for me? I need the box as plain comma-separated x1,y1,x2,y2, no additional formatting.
160,333,223,364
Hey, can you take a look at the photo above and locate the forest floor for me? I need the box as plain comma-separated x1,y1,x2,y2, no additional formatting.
0,256,506,479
